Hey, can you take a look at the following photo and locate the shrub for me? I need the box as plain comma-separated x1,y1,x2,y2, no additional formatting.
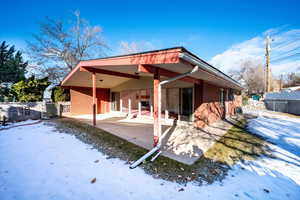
242,96,249,106
51,86,70,102
12,76,50,102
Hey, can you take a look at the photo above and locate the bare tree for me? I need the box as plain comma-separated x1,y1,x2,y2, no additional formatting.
229,60,265,94
27,10,108,83
283,72,300,87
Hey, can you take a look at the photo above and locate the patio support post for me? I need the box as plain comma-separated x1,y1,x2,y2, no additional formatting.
138,91,141,116
165,110,169,120
153,68,160,146
120,99,123,112
150,89,153,117
225,89,229,116
150,105,153,117
128,99,131,115
92,71,96,126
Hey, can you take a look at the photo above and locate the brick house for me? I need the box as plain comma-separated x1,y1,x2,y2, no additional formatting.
60,47,242,147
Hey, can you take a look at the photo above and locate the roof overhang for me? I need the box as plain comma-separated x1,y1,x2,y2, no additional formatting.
60,47,243,90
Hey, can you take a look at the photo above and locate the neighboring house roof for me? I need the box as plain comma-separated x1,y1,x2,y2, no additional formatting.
282,86,300,92
60,47,243,90
265,91,300,100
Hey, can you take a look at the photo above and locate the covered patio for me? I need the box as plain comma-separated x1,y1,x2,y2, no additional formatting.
60,47,243,165
71,113,173,150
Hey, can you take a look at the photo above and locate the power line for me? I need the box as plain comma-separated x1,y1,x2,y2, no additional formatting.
270,46,300,60
270,53,300,63
271,37,300,50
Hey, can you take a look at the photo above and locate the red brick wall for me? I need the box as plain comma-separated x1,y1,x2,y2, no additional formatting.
193,82,240,128
70,87,110,115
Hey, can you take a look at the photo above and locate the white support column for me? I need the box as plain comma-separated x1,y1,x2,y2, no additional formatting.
138,102,141,116
128,99,131,115
150,105,153,118
225,89,229,116
150,88,153,118
165,89,169,120
120,99,123,113
165,110,169,120
138,90,141,116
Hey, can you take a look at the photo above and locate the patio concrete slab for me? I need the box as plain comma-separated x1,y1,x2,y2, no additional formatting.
71,113,235,165
74,114,170,150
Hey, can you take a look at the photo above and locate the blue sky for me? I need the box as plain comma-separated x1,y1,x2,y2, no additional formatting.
1,0,300,75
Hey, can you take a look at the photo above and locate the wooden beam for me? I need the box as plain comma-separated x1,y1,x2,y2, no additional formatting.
80,66,139,79
153,68,160,147
138,64,200,84
92,72,96,126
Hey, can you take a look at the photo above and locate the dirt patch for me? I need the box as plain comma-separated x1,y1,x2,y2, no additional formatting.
47,115,267,185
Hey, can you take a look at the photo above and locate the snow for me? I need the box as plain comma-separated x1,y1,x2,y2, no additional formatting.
0,120,39,130
1,117,300,200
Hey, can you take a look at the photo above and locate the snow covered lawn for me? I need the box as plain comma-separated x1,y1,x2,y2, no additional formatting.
0,115,300,200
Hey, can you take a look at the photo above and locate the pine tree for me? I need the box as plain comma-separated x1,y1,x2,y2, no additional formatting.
0,41,27,84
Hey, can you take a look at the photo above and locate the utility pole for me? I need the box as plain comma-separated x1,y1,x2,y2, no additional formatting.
265,36,271,93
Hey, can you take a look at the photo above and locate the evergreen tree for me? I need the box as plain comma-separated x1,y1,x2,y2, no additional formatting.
0,41,27,84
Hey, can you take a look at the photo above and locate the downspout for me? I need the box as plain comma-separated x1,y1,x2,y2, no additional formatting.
130,65,199,169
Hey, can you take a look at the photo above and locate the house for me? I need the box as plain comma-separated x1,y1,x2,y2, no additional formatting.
60,47,243,148
264,90,300,115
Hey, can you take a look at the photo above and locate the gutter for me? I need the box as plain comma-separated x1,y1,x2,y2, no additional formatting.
179,52,243,89
129,65,199,169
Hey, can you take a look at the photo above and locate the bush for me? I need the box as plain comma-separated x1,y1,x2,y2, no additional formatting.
242,96,249,106
12,76,50,102
51,86,70,102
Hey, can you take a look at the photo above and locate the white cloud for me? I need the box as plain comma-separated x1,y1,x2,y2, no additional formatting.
118,41,155,55
210,27,300,76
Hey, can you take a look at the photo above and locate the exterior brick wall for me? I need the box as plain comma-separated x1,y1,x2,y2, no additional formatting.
70,87,110,115
193,82,241,128
69,80,241,127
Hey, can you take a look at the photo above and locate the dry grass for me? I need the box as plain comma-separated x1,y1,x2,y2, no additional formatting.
48,116,268,184
204,118,269,165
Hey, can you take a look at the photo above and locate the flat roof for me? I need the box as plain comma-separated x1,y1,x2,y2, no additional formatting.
61,47,242,90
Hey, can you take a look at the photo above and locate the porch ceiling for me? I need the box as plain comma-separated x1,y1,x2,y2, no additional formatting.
61,47,242,90
62,70,130,88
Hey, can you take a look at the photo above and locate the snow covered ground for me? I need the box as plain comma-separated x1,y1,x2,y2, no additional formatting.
0,114,300,200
